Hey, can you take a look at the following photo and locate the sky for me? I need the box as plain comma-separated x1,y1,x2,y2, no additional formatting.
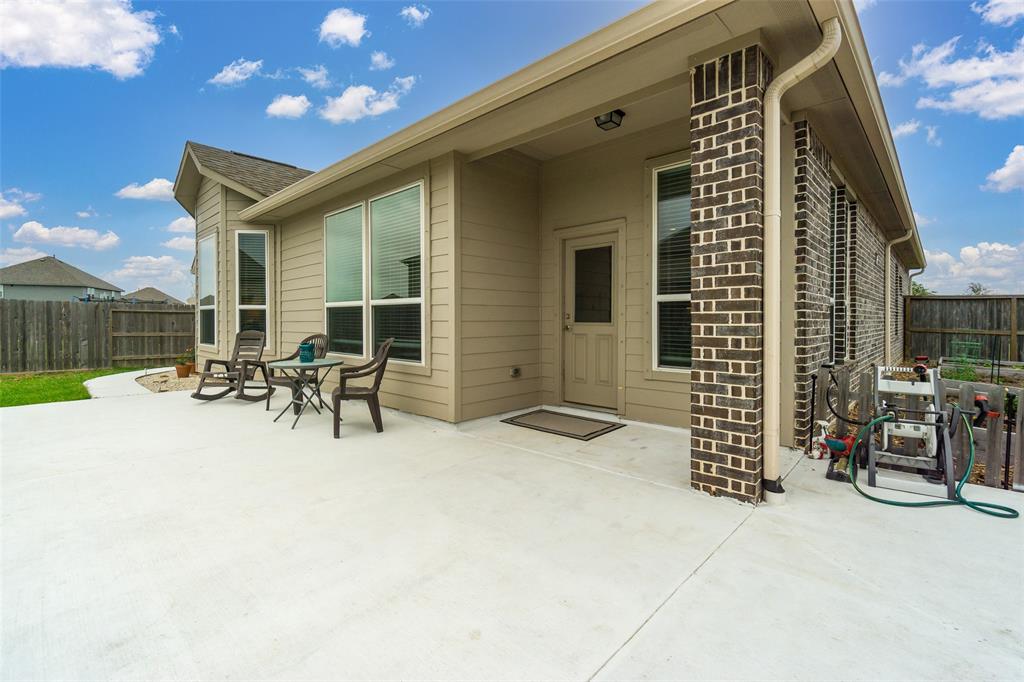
0,0,1021,300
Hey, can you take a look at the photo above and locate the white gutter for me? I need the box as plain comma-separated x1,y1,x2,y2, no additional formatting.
884,228,915,365
763,17,842,505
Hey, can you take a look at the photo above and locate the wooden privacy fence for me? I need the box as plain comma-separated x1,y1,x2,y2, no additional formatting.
0,300,194,373
904,295,1023,363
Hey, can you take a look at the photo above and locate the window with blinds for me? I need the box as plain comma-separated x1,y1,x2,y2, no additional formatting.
325,205,364,355
653,163,692,369
198,235,216,346
370,184,423,362
322,182,424,363
236,231,268,335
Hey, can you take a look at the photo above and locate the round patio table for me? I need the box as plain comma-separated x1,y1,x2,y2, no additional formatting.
267,357,345,429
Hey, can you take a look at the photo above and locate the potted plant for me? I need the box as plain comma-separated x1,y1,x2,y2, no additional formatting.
175,347,195,378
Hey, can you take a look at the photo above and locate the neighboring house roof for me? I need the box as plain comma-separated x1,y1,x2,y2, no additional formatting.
0,256,122,291
174,141,313,207
123,286,184,305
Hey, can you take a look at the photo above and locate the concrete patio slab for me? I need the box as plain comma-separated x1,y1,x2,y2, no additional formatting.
1,390,1021,680
84,367,173,398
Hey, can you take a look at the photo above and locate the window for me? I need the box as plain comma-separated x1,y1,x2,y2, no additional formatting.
323,182,425,364
653,163,692,370
325,205,364,355
236,231,268,336
370,184,423,363
198,235,217,346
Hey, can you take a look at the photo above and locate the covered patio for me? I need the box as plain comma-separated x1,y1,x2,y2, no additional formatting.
2,390,1020,680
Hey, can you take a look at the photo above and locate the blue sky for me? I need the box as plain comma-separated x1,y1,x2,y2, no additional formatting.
0,0,1021,299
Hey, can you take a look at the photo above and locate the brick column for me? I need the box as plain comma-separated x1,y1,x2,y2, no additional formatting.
793,121,833,446
689,45,773,503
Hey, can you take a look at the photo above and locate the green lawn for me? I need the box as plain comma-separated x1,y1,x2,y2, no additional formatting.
0,368,141,408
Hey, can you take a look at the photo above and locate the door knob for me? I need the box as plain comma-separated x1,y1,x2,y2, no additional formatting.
564,324,573,330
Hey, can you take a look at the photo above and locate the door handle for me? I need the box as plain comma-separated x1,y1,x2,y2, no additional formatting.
564,324,573,330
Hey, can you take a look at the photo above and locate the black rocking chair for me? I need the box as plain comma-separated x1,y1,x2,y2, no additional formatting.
191,330,272,402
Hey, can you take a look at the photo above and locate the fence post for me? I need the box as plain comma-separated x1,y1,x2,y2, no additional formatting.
1011,295,1019,362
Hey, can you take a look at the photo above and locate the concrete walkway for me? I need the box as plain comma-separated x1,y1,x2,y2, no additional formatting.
84,366,173,398
1,391,1021,680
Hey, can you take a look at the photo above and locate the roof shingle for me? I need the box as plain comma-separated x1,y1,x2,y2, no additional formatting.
0,256,122,291
187,141,314,198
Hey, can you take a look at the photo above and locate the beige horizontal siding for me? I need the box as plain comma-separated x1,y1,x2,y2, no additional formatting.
459,151,541,421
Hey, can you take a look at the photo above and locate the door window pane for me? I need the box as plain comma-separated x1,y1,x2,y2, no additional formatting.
327,306,363,355
237,233,266,306
656,166,691,296
373,304,421,362
238,308,266,334
371,185,421,300
574,246,612,323
326,206,363,303
657,300,692,368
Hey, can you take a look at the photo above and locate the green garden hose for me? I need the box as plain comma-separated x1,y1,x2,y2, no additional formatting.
846,413,1019,519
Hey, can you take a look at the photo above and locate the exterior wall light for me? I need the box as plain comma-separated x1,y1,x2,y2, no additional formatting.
594,109,625,131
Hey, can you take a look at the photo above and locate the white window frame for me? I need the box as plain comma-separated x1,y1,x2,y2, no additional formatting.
651,161,692,373
234,229,270,345
321,181,426,367
197,234,217,349
323,202,368,360
368,180,426,367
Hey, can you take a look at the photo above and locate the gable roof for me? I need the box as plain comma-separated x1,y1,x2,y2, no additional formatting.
123,286,184,305
0,256,122,291
176,141,313,205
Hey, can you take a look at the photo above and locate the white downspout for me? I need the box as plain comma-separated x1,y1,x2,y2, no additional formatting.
884,228,915,365
763,17,842,505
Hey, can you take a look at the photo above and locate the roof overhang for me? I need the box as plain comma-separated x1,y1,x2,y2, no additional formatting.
236,0,923,269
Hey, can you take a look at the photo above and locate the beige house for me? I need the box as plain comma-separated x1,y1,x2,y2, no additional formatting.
173,0,925,504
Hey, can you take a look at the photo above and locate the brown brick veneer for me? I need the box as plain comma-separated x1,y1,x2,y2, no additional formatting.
689,45,773,504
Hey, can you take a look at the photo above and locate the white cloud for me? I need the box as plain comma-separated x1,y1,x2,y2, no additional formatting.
971,0,1024,26
76,206,99,218
166,216,195,233
208,58,263,86
106,255,189,290
0,197,27,219
921,241,1024,293
161,236,195,251
0,246,47,266
0,188,42,219
399,5,431,27
370,51,395,71
891,119,921,139
297,65,330,89
913,211,934,226
983,145,1024,192
266,94,311,119
319,76,416,124
319,8,368,47
880,36,1024,119
115,178,173,200
925,125,942,146
13,220,120,250
0,0,161,79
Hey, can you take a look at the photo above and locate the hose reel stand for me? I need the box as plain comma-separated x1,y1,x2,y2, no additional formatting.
867,365,956,500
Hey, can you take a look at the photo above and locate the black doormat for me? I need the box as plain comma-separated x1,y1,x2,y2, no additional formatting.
501,409,625,441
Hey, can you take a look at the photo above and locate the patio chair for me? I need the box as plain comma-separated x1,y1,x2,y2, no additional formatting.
190,330,272,402
332,338,394,438
265,333,330,413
